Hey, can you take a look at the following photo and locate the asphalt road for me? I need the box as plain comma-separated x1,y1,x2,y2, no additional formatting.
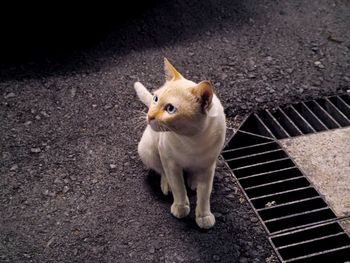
0,0,349,262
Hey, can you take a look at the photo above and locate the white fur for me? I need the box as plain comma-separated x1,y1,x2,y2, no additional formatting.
135,80,226,229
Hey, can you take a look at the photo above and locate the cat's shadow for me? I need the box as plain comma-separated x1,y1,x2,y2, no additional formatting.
146,170,208,230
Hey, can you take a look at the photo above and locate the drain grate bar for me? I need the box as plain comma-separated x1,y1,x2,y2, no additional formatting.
274,108,303,136
225,148,284,162
223,94,350,262
305,100,341,129
244,176,304,191
239,167,301,187
257,111,289,139
245,177,310,199
277,232,346,250
253,113,277,139
317,98,350,126
284,245,350,263
295,102,328,131
264,207,330,224
227,150,287,168
328,96,350,119
270,221,345,247
266,109,291,138
250,186,313,201
265,208,336,234
258,197,327,221
231,158,295,178
238,166,297,181
326,97,350,123
222,141,277,154
285,106,316,134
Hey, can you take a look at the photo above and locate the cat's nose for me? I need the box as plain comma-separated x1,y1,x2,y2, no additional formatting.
147,115,155,123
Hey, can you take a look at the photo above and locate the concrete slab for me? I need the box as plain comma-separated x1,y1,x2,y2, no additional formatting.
281,128,350,217
340,219,350,236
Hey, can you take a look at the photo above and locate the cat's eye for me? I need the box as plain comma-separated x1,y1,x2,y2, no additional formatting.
165,104,177,114
153,95,158,103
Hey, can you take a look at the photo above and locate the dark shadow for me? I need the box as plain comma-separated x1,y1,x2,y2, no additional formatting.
145,170,173,203
145,169,196,202
0,0,255,81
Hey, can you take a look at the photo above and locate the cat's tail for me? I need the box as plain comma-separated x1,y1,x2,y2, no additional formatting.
134,81,152,107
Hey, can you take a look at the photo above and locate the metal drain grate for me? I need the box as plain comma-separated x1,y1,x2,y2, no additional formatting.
239,94,350,139
222,94,350,263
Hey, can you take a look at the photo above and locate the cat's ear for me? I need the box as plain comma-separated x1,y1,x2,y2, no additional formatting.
164,58,183,81
191,80,214,113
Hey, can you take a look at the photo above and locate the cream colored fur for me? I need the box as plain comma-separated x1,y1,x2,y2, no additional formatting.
134,59,226,229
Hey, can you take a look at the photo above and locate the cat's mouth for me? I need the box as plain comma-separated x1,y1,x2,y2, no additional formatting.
149,121,171,132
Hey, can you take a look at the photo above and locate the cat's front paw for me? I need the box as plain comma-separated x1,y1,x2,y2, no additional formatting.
196,212,215,229
171,203,190,218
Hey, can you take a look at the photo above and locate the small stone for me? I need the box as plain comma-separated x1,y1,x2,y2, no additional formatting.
46,237,55,247
10,164,18,171
23,253,31,259
314,61,325,69
226,194,236,199
104,104,113,110
40,111,50,117
149,247,155,254
63,179,69,184
250,217,259,223
30,147,41,153
110,164,117,169
43,190,49,196
92,178,98,184
35,115,41,120
213,255,220,261
73,248,78,255
70,87,77,98
239,257,249,263
221,73,228,80
248,73,256,79
266,56,273,62
54,178,62,184
63,186,70,193
123,162,130,166
286,68,294,74
255,97,264,103
4,92,15,99
24,121,32,126
92,104,97,108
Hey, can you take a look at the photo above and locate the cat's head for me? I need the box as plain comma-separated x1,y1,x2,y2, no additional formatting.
147,58,214,136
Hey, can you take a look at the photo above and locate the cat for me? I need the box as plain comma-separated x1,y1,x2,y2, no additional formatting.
134,58,226,229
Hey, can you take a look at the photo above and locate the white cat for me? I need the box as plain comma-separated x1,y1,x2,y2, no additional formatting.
134,58,226,229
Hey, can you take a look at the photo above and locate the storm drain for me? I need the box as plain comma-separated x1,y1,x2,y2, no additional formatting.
239,94,350,139
222,94,350,262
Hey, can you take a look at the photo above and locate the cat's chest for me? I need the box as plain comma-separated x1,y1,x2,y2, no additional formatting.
159,133,223,168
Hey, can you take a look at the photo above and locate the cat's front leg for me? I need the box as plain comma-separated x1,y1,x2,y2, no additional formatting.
160,174,171,196
160,154,190,218
194,165,216,229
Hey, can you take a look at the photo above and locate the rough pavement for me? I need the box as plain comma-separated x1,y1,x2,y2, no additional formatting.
1,0,349,262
